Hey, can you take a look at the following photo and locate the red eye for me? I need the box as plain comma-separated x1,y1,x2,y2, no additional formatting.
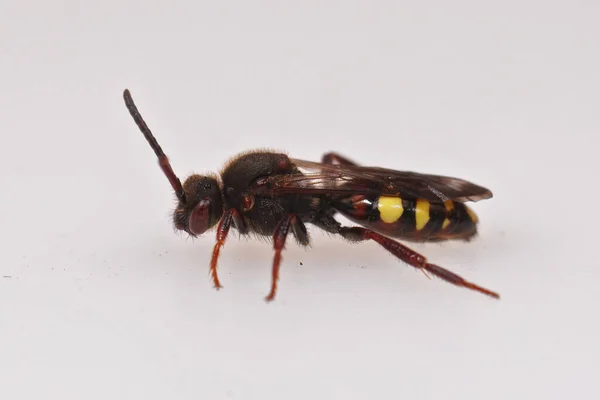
188,199,211,235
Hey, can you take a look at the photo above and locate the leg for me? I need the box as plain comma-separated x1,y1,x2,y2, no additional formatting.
291,216,310,247
321,152,359,166
340,226,499,298
265,215,302,302
209,209,240,289
315,215,499,299
232,208,249,235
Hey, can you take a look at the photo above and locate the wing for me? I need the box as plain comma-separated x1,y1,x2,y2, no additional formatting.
251,158,493,202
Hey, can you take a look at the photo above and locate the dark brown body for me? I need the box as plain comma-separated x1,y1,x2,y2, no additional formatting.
220,152,314,237
220,152,479,243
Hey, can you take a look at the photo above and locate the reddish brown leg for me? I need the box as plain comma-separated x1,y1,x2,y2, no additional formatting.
339,226,500,299
209,209,238,289
265,215,295,302
321,152,359,166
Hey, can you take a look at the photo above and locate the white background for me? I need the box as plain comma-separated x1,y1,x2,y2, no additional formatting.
1,1,598,399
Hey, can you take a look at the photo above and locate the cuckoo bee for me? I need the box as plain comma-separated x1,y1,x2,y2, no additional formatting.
123,89,498,301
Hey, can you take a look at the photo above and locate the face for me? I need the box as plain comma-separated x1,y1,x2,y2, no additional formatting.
173,174,224,236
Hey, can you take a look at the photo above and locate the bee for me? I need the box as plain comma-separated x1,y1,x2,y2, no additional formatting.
123,89,499,301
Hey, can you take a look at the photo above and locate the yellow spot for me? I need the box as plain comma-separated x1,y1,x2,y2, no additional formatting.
442,218,451,229
466,206,479,223
377,196,404,223
415,199,430,230
442,200,453,229
444,200,454,211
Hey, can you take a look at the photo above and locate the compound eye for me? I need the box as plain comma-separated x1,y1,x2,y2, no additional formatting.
188,199,211,235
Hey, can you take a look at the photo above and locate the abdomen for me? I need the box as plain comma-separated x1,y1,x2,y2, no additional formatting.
332,194,479,242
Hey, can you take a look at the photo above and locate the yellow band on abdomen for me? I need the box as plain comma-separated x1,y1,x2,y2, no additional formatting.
415,199,431,230
465,205,479,223
377,196,404,223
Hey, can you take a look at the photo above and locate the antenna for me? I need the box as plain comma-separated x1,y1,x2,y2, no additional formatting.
123,89,186,203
